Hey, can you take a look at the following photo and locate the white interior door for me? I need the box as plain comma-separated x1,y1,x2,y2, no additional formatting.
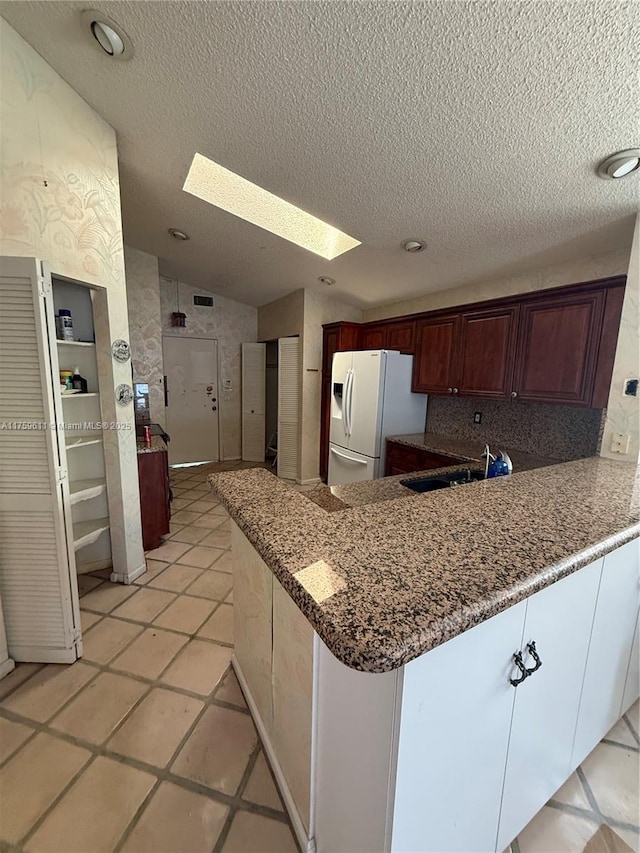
163,336,220,465
277,337,300,481
0,256,81,663
242,343,266,462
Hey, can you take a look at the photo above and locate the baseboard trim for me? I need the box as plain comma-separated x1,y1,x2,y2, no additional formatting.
296,477,321,486
232,656,315,853
0,657,15,680
111,562,147,585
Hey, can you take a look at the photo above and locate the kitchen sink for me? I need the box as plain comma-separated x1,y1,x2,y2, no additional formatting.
401,469,486,493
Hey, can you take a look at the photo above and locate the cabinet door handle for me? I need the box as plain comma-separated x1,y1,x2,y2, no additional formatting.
509,651,529,686
447,387,453,394
452,387,459,394
524,641,542,676
511,391,518,398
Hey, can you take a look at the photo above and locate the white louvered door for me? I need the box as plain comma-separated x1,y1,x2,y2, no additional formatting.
0,257,81,663
277,337,300,481
242,342,266,462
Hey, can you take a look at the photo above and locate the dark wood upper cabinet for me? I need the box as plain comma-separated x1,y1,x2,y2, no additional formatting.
319,276,625,481
412,315,459,394
386,320,416,354
360,325,386,350
513,292,606,405
456,307,519,400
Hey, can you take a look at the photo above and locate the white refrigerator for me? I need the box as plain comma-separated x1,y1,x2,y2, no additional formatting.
327,350,427,486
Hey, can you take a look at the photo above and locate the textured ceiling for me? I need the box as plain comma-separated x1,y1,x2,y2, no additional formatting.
1,1,638,308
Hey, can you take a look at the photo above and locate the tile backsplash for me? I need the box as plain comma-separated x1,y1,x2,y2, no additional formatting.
426,396,605,460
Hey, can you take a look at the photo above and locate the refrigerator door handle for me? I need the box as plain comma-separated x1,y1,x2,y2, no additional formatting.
346,368,354,436
344,369,353,436
330,446,368,464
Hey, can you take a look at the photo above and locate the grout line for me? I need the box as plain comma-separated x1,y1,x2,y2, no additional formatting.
17,752,100,849
575,765,605,821
623,711,640,746
601,737,639,753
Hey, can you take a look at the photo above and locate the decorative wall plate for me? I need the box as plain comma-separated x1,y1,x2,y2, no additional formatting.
112,339,131,362
115,383,133,405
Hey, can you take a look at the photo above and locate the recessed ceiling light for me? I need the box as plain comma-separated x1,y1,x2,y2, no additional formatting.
81,10,133,59
183,153,361,260
597,149,640,180
402,239,426,253
168,228,189,241
318,276,336,286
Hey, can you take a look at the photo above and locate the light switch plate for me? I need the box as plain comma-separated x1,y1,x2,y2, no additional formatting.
611,433,630,454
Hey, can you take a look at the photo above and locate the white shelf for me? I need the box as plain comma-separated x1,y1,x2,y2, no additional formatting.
69,478,107,506
61,392,99,399
56,340,95,347
65,433,102,450
73,517,110,551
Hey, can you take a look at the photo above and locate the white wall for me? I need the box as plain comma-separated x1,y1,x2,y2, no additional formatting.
257,288,363,482
362,248,629,321
0,18,144,579
300,290,362,482
125,246,165,428
600,214,640,463
160,277,257,460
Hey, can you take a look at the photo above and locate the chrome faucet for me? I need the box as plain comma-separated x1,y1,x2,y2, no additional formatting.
482,444,496,479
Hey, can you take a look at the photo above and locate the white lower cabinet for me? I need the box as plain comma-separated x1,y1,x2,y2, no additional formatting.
231,521,640,853
496,559,602,851
572,538,640,766
391,601,527,853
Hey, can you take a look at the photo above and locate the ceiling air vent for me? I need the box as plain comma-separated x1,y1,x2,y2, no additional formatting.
193,295,214,308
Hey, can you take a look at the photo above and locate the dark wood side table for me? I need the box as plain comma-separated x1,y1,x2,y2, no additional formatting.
137,438,170,551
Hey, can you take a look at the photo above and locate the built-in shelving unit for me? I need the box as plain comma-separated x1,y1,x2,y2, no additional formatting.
65,434,102,450
69,478,107,506
61,392,99,399
72,517,110,552
54,277,111,575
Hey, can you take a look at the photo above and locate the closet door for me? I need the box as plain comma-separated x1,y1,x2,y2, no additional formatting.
277,337,300,481
242,342,266,462
0,256,81,663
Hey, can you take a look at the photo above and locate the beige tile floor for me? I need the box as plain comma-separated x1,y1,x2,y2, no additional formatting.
0,459,638,853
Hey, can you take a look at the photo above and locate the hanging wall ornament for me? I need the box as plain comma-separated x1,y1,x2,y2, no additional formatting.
111,339,131,362
115,384,133,405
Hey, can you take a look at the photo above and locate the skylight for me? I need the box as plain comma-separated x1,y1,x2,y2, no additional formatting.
183,153,361,260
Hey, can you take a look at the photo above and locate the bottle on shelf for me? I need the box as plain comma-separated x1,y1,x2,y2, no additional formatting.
56,309,74,341
71,366,88,394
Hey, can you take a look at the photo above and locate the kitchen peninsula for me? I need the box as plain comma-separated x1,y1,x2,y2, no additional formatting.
208,459,639,853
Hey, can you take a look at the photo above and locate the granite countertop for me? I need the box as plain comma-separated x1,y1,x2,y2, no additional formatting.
208,458,639,674
388,432,560,471
326,433,558,508
136,435,167,454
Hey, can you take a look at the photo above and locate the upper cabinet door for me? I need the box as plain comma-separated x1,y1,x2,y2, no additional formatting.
360,325,386,350
386,320,416,354
412,315,459,394
513,292,606,405
457,307,519,400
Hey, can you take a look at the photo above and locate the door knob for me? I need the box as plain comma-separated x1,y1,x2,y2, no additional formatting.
212,397,217,402
212,406,217,411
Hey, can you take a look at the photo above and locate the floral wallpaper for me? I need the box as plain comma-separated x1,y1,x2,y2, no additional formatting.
0,19,144,581
160,277,257,460
124,246,165,428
